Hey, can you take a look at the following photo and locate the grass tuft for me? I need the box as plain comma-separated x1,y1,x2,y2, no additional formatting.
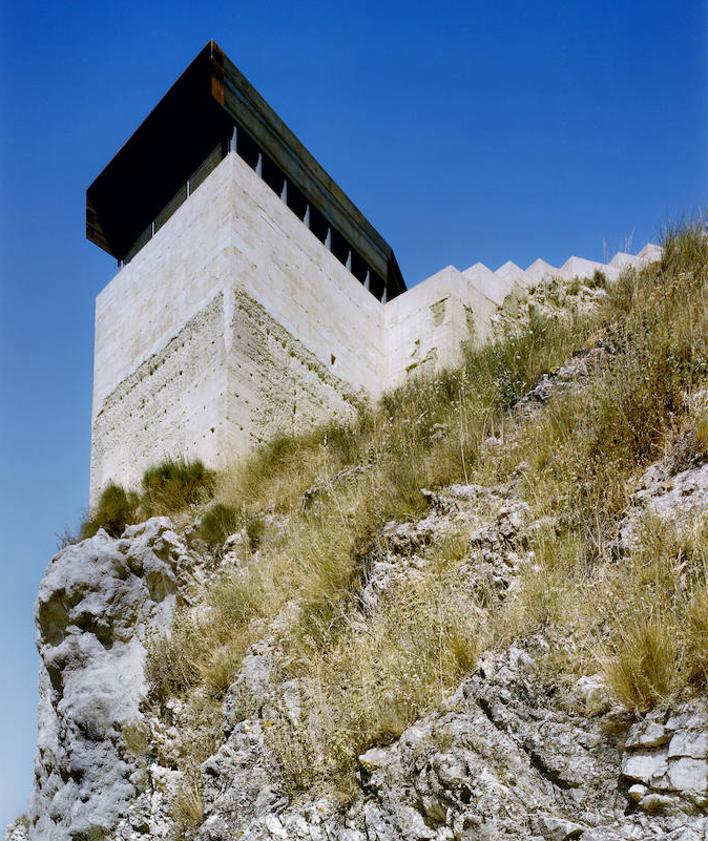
142,458,215,517
198,503,240,548
80,459,215,539
604,615,678,711
80,483,139,539
172,775,204,838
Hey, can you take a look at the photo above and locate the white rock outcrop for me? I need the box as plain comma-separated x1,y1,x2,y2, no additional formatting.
27,518,191,840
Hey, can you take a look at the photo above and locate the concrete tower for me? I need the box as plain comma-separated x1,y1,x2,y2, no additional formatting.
86,41,661,503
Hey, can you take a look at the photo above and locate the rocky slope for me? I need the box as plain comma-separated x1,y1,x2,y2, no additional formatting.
8,242,708,840
10,424,707,840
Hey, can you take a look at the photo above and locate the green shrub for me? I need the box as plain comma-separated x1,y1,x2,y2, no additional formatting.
245,515,265,551
80,483,140,539
198,504,265,552
588,269,607,289
142,458,215,517
198,503,240,548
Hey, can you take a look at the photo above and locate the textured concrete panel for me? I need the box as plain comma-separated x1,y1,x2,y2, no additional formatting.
91,294,228,497
226,287,360,454
385,266,497,386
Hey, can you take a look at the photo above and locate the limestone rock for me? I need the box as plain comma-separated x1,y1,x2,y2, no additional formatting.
571,674,612,716
514,345,607,417
3,820,29,841
27,518,190,840
617,450,708,554
621,696,708,815
184,635,708,840
536,814,586,840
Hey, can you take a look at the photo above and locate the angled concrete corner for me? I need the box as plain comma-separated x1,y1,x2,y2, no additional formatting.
90,153,386,502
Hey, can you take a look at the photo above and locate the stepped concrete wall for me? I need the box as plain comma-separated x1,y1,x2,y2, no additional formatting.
90,151,662,503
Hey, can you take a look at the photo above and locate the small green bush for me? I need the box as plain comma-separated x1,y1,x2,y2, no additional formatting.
142,459,215,517
80,483,140,539
245,515,265,551
80,460,215,541
199,503,240,548
198,504,265,552
588,269,607,289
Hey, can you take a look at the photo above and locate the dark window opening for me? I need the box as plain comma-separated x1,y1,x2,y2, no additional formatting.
330,228,349,265
285,181,308,221
308,205,329,244
236,128,260,170
261,154,285,196
369,271,385,301
350,250,368,284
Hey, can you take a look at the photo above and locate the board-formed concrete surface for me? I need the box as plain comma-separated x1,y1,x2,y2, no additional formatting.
90,151,662,502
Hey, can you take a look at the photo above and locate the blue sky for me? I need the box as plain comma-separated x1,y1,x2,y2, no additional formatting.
0,0,705,826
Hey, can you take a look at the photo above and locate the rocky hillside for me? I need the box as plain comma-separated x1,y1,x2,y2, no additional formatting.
7,228,707,840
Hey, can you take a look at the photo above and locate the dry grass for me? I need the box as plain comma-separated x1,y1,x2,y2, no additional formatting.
604,616,678,710
686,583,708,685
171,774,204,839
489,228,707,539
260,530,481,793
501,514,708,711
484,224,707,709
601,517,708,710
145,224,708,794
121,721,150,758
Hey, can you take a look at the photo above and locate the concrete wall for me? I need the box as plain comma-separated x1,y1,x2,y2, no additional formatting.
92,167,234,413
91,295,228,495
90,153,386,501
90,149,662,502
384,266,498,387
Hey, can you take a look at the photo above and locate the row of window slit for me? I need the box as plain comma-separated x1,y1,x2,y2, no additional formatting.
120,124,390,303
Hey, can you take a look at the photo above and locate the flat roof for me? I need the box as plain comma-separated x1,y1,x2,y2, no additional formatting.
87,41,405,296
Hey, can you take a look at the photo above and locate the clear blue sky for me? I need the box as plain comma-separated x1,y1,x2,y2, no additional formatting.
0,0,705,826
